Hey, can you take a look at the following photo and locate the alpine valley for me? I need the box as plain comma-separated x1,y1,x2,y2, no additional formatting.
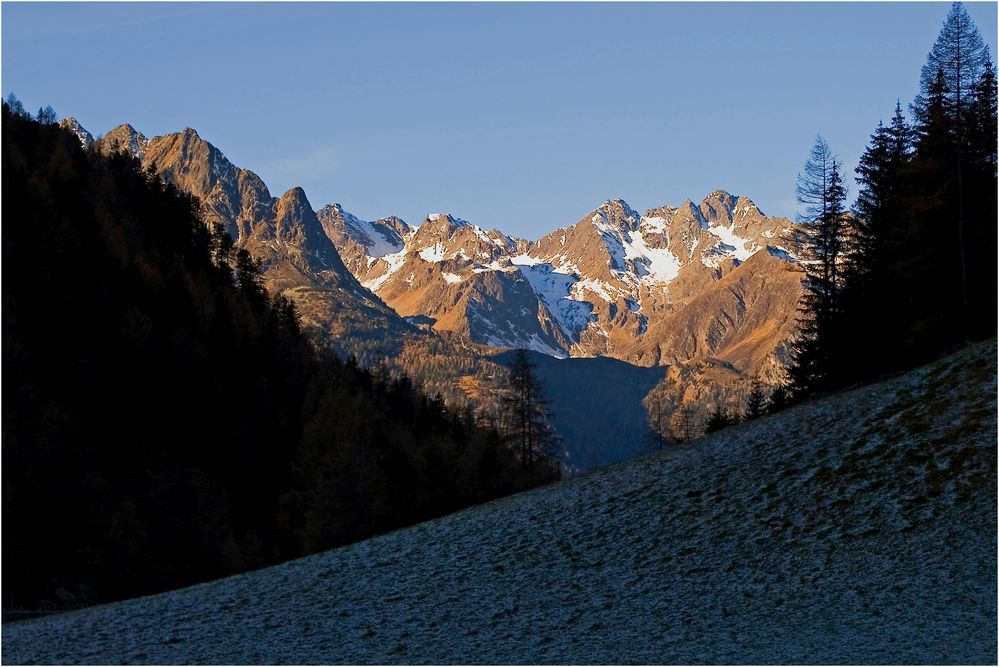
68,118,803,468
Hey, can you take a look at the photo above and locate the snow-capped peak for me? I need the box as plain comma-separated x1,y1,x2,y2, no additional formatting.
600,198,640,220
733,195,763,218
318,203,405,259
425,213,471,228
58,117,94,148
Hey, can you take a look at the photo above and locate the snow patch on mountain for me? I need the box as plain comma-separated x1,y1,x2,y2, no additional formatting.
362,248,408,291
706,223,755,261
623,230,682,283
701,244,735,270
641,215,668,233
418,242,447,263
468,300,566,358
574,277,623,303
513,260,594,340
59,117,94,148
483,333,566,358
343,211,404,258
510,253,542,266
766,246,794,262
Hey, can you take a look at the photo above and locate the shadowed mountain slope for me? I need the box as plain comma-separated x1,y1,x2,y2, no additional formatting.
492,350,668,469
5,341,994,664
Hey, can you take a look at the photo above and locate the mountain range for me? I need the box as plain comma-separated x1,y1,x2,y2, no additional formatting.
321,186,802,381
62,116,805,464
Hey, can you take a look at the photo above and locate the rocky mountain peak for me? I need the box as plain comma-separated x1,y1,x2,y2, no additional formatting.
139,129,242,222
674,199,708,228
324,202,348,216
278,186,310,207
275,187,325,247
732,195,763,219
58,117,94,149
93,123,149,160
700,189,738,224
587,199,641,236
423,213,471,230
376,215,411,238
321,205,411,240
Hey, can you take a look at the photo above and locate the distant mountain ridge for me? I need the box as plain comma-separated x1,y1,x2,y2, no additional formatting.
70,117,804,464
77,117,799,379
89,123,414,361
324,188,802,379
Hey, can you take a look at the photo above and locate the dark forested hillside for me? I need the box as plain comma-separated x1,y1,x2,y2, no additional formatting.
786,3,997,400
1,106,557,612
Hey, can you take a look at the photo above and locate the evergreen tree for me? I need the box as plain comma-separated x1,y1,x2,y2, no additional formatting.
744,377,767,421
914,2,991,125
963,60,998,341
841,102,914,378
501,350,560,481
911,3,992,338
901,68,962,355
669,406,698,443
787,136,850,397
765,384,791,415
645,393,670,450
234,248,265,305
967,61,997,173
704,406,735,434
4,93,29,118
783,3,995,399
209,221,234,272
852,103,913,282
35,105,56,124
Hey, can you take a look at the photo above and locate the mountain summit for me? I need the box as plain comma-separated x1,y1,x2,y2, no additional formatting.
328,190,800,378
89,121,412,359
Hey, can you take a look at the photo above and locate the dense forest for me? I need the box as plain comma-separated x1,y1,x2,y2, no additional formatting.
786,3,997,399
1,106,558,611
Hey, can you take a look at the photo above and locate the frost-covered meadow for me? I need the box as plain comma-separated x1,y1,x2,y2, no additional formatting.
4,341,995,664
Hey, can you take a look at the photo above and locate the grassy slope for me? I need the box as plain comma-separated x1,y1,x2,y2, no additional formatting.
4,341,996,664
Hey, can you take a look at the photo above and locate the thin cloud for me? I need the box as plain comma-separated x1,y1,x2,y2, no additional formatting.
267,146,344,182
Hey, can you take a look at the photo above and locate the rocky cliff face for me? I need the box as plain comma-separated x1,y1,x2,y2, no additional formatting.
91,124,411,360
316,204,409,285
325,210,570,354
92,123,148,159
327,191,801,380
58,117,94,149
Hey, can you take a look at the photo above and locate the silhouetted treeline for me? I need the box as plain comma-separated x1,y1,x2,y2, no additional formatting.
2,105,556,612
788,3,996,399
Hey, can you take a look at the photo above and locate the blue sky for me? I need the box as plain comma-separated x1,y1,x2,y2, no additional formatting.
3,2,996,238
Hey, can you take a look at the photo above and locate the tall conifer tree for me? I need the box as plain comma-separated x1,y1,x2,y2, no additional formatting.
912,2,991,337
788,137,850,397
501,350,560,482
